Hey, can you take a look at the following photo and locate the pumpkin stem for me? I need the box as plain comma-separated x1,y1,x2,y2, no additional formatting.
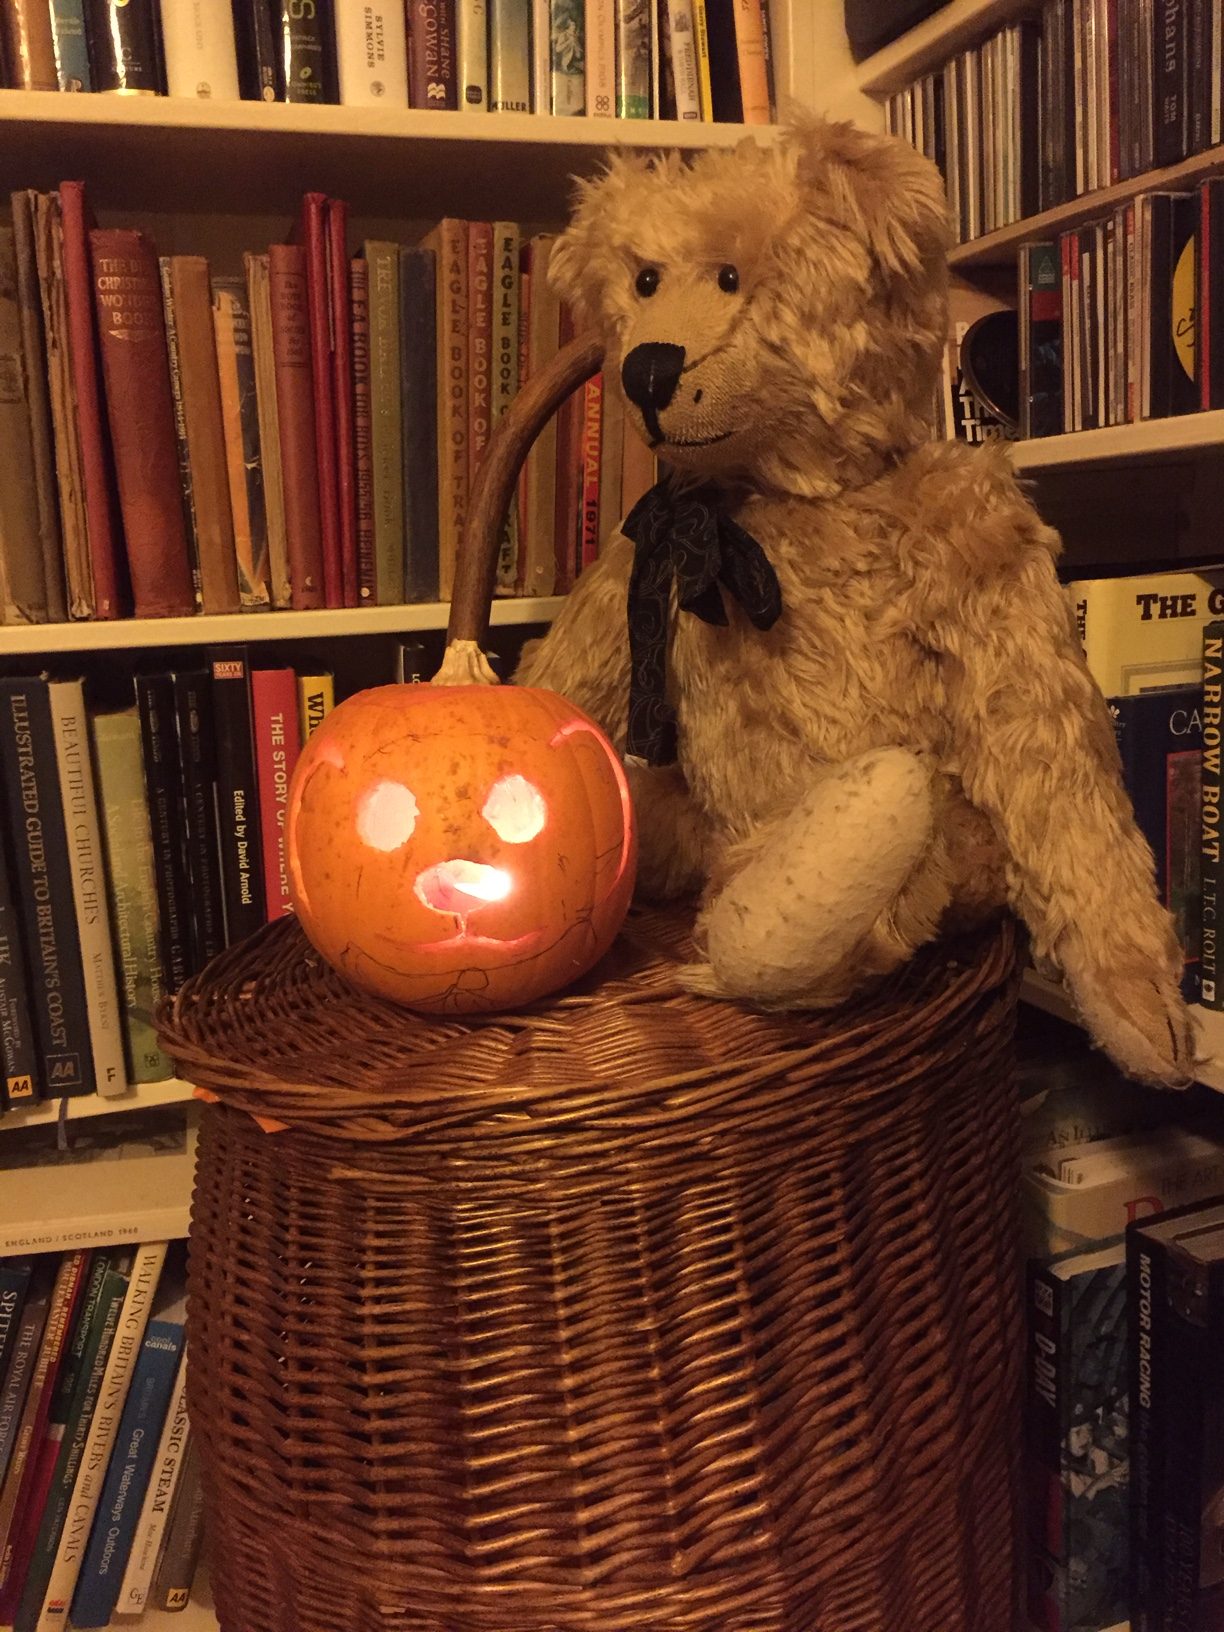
431,639,500,688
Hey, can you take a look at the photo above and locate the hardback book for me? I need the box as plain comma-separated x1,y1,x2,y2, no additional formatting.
1069,568,1224,695
467,222,494,496
0,680,95,1098
267,243,325,609
171,671,226,973
578,370,603,573
149,1433,203,1612
35,193,92,621
0,821,40,1106
327,200,359,607
70,1275,184,1630
250,668,302,921
47,680,127,1097
1203,619,1224,1009
1020,241,1063,438
299,194,342,607
349,258,376,603
615,0,649,115
232,0,280,99
583,0,614,114
0,1263,34,1432
491,222,521,593
552,302,583,593
158,0,240,97
0,227,48,625
82,0,163,91
244,253,292,609
701,0,745,120
690,0,713,117
489,0,531,109
364,240,404,606
208,649,266,942
729,0,770,122
161,257,242,615
336,0,408,104
158,249,202,608
548,0,584,112
1,0,57,86
296,672,334,743
518,234,559,597
1200,179,1224,411
1025,1243,1129,1632
273,0,337,101
422,219,469,602
407,0,458,105
455,0,487,106
598,373,625,553
114,1345,187,1615
90,710,172,1084
1110,686,1203,1000
399,246,439,604
211,277,270,609
8,192,66,623
664,0,700,117
135,675,192,998
88,229,196,618
0,1265,51,1495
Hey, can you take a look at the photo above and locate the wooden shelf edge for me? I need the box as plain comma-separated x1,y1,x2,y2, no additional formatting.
1009,412,1224,470
0,1077,197,1132
855,0,1040,97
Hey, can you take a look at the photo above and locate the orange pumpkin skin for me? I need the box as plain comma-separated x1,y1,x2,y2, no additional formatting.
286,684,637,1014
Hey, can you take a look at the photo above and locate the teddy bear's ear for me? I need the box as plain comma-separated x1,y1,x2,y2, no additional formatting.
788,116,953,290
548,152,659,327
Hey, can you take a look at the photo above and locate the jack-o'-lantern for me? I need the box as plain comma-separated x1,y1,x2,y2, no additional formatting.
286,684,637,1013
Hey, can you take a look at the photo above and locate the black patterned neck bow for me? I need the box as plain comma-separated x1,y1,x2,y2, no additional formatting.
621,478,783,766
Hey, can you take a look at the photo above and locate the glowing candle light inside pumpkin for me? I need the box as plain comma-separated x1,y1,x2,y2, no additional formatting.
415,861,514,917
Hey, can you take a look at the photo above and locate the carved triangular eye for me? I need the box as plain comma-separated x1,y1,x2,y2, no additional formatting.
482,775,547,843
356,780,419,851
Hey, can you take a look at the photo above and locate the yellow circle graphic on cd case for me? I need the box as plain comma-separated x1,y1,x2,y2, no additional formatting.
1174,236,1197,383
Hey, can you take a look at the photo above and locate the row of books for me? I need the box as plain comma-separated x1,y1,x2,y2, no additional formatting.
0,656,340,1110
0,1239,201,1628
886,0,1224,245
0,0,775,120
0,184,649,628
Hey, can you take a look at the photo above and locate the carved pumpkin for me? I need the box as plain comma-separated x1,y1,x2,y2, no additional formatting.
286,684,637,1014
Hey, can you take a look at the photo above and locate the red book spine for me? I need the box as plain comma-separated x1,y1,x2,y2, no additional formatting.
301,194,342,606
579,371,603,574
88,229,196,618
267,244,325,610
1202,187,1212,412
328,200,358,608
467,221,493,479
251,667,302,921
552,303,581,594
59,182,124,620
350,258,376,603
407,0,457,106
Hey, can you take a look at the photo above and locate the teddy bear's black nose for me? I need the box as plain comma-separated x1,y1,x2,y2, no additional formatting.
621,343,686,413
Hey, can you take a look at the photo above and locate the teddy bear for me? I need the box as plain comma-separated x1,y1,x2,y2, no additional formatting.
513,114,1194,1088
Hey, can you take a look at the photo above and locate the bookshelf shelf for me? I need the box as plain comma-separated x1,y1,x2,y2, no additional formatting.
0,91,774,219
0,596,564,656
854,0,1040,97
0,1078,197,1132
1009,412,1224,470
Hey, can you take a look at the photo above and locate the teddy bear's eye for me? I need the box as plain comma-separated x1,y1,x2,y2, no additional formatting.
717,264,740,294
635,266,660,298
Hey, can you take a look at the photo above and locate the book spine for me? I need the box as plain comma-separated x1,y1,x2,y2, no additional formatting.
9,193,66,623
82,0,164,91
1154,0,1187,164
615,0,650,114
157,257,203,610
135,675,192,997
250,669,301,921
267,244,325,610
0,825,40,1105
0,682,95,1097
366,242,404,606
0,227,49,626
583,0,614,113
165,256,242,615
488,0,530,108
578,371,602,572
1202,620,1224,1010
208,651,266,943
301,194,342,608
491,223,520,593
35,193,92,621
89,230,196,617
1129,1226,1169,1631
149,1436,203,1612
520,236,558,597
211,278,270,610
48,2,90,91
408,0,458,104
664,0,700,117
1023,1259,1066,1628
114,1348,187,1615
172,672,226,972
69,1318,182,1631
0,1276,48,1494
90,712,172,1084
36,1243,167,1632
597,372,623,560
336,0,408,104
433,219,469,602
467,222,493,495
296,674,334,744
350,259,376,604
399,247,438,603
547,0,584,111
0,1266,33,1408
158,0,240,97
1,0,58,87
690,0,712,117
273,0,337,101
47,681,126,1098
327,202,358,608
1156,1246,1211,1632
232,0,280,98
456,0,487,106
244,253,292,609
552,302,582,593
1206,183,1224,413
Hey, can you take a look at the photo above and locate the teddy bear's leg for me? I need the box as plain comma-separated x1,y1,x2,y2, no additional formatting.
692,747,946,1006
625,762,713,901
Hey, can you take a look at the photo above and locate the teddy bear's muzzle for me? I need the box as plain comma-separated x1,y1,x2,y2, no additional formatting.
621,342,685,441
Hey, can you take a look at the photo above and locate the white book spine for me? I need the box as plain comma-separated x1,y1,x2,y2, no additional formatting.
245,254,292,610
116,1346,189,1614
665,0,701,118
157,0,240,100
48,679,127,1098
531,0,550,111
456,0,489,107
584,0,615,115
335,2,410,107
36,1242,169,1632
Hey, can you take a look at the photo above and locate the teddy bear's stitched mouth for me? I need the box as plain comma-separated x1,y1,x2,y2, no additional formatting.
659,429,736,448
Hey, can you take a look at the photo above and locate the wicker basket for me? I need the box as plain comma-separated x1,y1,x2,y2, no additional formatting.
164,907,1022,1632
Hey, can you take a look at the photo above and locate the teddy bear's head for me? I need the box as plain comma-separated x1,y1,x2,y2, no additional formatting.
550,116,953,498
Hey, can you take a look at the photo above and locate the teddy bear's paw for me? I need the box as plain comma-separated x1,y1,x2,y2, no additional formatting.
676,959,731,1000
1060,940,1196,1089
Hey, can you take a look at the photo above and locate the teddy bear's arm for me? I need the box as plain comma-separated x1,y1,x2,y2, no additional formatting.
932,495,1193,1087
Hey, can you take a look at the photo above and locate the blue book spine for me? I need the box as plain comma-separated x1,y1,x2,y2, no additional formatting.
0,1261,33,1387
49,0,93,89
68,1319,183,1631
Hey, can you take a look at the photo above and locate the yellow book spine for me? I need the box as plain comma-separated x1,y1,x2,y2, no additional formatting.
691,0,714,122
296,673,335,745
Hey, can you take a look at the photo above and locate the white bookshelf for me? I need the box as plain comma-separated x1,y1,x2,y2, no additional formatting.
853,0,1038,97
1009,412,1224,470
0,1078,197,1131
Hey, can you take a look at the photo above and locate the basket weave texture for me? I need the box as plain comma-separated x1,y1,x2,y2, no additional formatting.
163,907,1023,1632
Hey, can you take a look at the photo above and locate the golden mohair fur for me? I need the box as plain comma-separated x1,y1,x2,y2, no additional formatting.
517,115,1193,1086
